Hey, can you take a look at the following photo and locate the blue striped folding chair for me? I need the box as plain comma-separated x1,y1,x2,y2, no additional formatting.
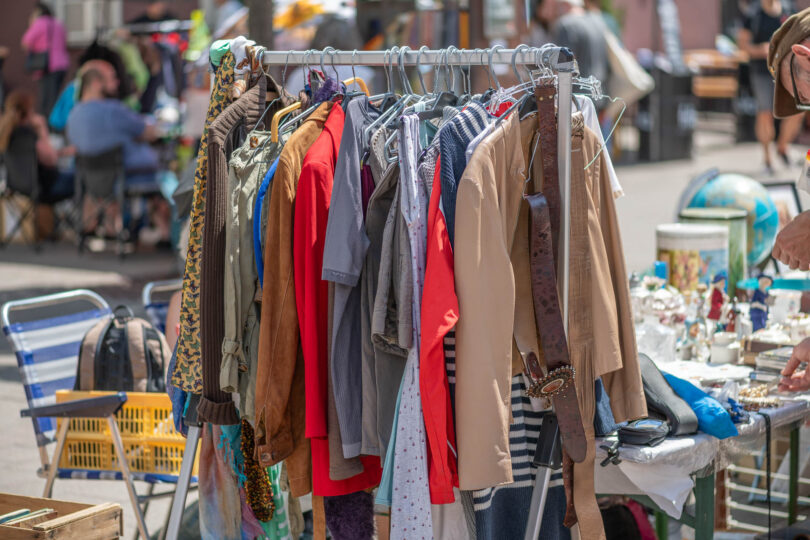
142,279,182,334
2,289,195,540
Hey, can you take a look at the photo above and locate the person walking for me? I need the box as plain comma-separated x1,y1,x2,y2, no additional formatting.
21,3,69,118
738,0,803,174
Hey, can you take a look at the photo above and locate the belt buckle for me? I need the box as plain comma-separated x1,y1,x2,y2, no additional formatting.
526,365,575,399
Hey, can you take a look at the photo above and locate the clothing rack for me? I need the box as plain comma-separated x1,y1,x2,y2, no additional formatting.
165,46,579,540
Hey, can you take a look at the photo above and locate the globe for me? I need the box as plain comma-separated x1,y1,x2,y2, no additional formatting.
687,173,778,266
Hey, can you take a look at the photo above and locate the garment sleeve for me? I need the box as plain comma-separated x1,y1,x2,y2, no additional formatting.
742,11,754,32
596,148,647,423
294,160,331,439
114,105,148,139
220,164,242,394
322,103,369,286
21,19,43,50
419,161,459,504
255,158,299,464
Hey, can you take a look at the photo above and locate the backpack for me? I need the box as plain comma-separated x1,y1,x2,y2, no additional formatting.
75,306,170,392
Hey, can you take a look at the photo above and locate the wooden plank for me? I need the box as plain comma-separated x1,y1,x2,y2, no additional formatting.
45,505,122,540
0,494,88,518
33,503,120,531
7,510,59,529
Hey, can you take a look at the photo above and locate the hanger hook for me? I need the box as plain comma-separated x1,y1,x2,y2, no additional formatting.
488,44,504,90
329,47,340,81
281,50,293,93
480,48,493,89
433,49,443,92
383,49,391,93
398,46,412,94
512,44,530,84
447,45,459,93
320,47,329,75
465,48,473,95
443,48,452,92
350,49,357,85
417,45,429,94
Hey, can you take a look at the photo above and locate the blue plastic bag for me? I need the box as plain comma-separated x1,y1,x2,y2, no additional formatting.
663,373,738,439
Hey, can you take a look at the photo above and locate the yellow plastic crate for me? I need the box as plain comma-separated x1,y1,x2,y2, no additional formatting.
54,391,198,477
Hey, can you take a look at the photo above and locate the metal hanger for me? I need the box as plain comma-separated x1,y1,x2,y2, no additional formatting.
342,49,370,96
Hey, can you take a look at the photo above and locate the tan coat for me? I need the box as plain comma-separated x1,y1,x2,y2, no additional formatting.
454,110,645,492
453,113,525,490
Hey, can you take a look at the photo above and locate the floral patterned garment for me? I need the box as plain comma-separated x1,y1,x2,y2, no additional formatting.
173,52,236,392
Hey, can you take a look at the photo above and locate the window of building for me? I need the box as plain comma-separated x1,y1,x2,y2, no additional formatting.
52,0,123,46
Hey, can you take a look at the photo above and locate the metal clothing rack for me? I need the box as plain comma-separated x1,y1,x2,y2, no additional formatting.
165,46,578,540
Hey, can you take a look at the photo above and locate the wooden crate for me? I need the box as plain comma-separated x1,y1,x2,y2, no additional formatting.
0,493,122,539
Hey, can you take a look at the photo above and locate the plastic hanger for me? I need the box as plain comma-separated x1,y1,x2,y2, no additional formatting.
249,50,295,163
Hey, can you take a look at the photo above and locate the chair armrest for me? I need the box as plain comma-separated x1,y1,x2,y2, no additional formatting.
21,393,127,419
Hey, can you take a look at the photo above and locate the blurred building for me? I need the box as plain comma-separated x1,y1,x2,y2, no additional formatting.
0,0,197,91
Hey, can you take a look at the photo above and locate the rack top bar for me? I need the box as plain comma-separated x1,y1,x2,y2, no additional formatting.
260,47,576,72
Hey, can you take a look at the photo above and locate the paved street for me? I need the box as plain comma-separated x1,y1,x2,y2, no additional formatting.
0,125,800,538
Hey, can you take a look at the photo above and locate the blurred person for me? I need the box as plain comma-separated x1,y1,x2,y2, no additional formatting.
21,2,69,117
768,7,810,391
584,0,621,38
738,0,801,173
551,0,610,87
0,90,74,236
49,59,121,132
209,0,246,37
66,61,160,186
530,0,552,46
128,0,178,25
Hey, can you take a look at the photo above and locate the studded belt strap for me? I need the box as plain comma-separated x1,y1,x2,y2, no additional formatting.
534,83,561,263
525,192,586,463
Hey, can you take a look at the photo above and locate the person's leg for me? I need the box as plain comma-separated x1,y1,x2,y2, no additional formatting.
756,110,775,168
777,113,805,157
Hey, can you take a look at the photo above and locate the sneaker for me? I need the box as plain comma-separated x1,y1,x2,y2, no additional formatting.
763,162,776,176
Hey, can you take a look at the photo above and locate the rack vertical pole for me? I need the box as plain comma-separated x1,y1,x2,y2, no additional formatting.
557,69,573,335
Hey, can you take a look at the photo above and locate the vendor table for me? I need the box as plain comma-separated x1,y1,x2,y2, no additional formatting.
595,399,810,540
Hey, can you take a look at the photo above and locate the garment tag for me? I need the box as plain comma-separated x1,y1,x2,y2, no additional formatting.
797,149,810,194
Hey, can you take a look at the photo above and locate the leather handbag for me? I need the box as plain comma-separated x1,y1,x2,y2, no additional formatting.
639,353,698,436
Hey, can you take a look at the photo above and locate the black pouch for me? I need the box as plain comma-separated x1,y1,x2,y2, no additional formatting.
639,353,698,436
618,419,670,447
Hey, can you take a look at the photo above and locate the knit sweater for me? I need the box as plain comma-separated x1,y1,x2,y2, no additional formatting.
198,76,279,424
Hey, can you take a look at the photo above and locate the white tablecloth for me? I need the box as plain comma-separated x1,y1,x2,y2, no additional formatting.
594,399,810,518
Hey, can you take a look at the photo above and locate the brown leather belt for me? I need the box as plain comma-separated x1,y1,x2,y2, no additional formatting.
534,83,561,263
525,193,586,463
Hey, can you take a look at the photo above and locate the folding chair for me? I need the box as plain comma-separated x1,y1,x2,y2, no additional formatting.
0,126,41,249
142,279,183,334
2,289,197,540
74,147,131,258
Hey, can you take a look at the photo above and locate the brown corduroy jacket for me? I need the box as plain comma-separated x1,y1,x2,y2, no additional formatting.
254,101,334,497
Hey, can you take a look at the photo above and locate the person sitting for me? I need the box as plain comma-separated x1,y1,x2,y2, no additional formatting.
66,60,160,188
0,90,73,201
0,90,74,238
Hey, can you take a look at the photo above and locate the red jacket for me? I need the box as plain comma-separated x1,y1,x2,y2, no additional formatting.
419,157,460,504
294,103,380,496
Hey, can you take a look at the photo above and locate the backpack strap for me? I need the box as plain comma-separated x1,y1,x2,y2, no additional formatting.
126,320,148,392
78,317,112,391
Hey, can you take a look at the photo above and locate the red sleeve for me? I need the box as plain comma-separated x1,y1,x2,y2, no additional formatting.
294,158,332,440
419,157,460,504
